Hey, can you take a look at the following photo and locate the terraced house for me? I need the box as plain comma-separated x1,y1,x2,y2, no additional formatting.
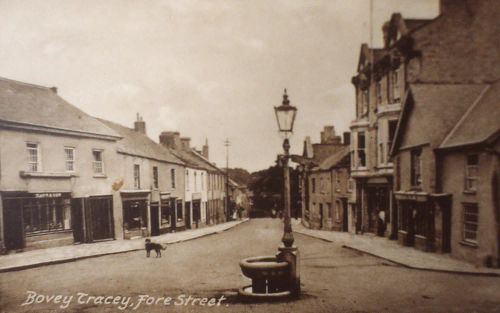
99,115,186,239
0,77,122,252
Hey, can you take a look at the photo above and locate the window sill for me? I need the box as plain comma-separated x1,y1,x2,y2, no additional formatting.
459,240,478,248
462,190,476,195
415,234,427,240
93,174,107,178
20,171,77,178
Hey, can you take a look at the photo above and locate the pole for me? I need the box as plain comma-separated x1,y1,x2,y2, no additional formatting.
281,138,294,248
224,139,231,221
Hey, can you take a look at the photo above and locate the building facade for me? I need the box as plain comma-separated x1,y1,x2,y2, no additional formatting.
99,116,186,239
0,77,122,252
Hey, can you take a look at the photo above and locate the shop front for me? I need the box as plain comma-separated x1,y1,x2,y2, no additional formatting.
395,191,436,251
121,191,150,240
159,192,176,234
2,191,74,251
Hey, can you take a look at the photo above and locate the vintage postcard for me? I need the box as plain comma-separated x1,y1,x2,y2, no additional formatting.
0,1,499,312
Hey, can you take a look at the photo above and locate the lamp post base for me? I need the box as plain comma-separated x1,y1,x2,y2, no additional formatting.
277,245,300,298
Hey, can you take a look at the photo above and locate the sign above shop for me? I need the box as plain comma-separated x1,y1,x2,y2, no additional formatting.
34,192,63,198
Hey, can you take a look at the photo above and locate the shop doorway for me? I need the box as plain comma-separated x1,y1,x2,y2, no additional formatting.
150,202,160,236
3,198,24,250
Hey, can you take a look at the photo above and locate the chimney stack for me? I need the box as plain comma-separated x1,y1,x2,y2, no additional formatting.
343,132,351,145
134,113,146,134
159,131,181,150
320,126,341,144
202,138,209,160
180,137,191,151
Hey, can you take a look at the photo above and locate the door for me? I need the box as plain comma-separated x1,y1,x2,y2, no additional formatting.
150,202,160,236
3,198,24,250
89,197,114,241
71,198,85,243
441,197,452,253
193,200,201,228
319,204,324,229
185,201,191,229
342,198,348,232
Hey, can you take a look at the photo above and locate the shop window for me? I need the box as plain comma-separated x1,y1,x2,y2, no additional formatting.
27,142,41,172
465,154,478,192
399,203,409,231
171,168,176,189
123,200,147,231
411,148,422,188
22,198,71,234
152,166,159,189
357,132,366,167
64,147,75,172
161,200,171,226
414,204,427,237
463,203,478,243
92,149,104,174
134,164,141,189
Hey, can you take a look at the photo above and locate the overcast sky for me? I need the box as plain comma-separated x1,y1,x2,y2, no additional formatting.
0,0,438,172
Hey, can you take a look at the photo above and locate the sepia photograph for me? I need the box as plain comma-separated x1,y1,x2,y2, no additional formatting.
0,0,499,312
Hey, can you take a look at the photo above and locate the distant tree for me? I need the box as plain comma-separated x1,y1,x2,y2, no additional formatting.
226,168,251,186
248,163,300,218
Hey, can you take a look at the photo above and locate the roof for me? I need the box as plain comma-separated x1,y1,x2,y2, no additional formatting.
440,80,500,149
168,147,223,173
392,83,488,153
98,119,185,165
313,146,350,171
0,77,120,139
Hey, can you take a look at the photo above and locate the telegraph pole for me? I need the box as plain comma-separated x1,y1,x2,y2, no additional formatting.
224,139,231,220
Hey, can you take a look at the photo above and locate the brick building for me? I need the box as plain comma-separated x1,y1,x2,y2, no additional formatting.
389,0,500,266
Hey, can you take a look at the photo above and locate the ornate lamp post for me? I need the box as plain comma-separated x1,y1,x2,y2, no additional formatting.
274,88,300,297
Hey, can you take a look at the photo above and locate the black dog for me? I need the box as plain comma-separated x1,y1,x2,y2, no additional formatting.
145,239,166,257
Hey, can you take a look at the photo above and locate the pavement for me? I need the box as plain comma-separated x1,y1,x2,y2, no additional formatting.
0,218,248,273
293,219,500,276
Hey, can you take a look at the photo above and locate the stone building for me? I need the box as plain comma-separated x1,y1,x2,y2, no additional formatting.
389,0,500,266
0,77,122,251
297,126,348,228
99,116,186,238
307,146,351,231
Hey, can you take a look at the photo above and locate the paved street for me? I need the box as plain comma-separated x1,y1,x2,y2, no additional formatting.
1,218,499,313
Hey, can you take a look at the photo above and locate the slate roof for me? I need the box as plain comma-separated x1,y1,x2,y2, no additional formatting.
392,83,488,153
312,145,350,172
440,80,500,149
0,77,120,139
168,147,224,173
98,119,184,165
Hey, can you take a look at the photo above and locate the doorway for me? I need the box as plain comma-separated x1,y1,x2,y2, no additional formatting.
342,198,348,232
150,202,160,236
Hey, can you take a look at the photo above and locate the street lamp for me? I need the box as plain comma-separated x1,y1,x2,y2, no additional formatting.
274,88,300,298
274,88,297,248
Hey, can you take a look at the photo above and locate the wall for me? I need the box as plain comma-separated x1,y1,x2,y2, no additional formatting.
440,147,499,266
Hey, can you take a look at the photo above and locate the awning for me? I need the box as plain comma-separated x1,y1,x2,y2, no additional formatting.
394,191,429,202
